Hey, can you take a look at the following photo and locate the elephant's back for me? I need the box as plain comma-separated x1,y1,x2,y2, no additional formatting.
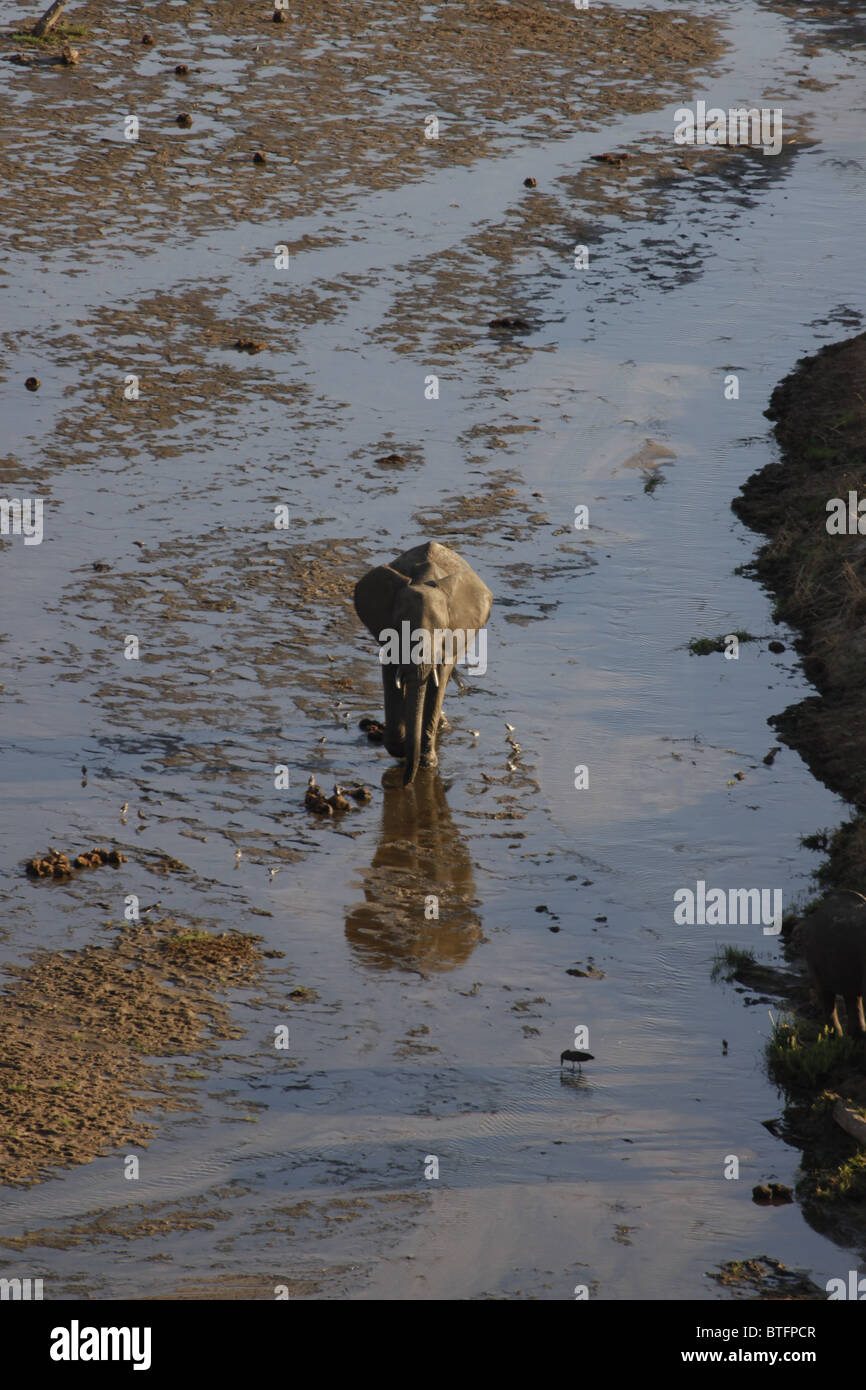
391,539,468,580
800,893,866,981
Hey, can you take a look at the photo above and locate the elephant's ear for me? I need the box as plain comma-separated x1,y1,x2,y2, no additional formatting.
353,564,409,640
434,570,493,632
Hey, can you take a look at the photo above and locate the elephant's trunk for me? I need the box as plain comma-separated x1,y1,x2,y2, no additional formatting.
403,672,428,786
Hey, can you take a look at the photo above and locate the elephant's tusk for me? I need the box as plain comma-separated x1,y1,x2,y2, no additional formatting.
395,675,401,692
431,666,439,687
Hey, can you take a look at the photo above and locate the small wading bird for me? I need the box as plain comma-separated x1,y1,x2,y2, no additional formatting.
560,1049,594,1071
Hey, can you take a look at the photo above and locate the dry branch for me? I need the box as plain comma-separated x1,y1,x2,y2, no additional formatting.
31,0,66,38
832,1098,866,1147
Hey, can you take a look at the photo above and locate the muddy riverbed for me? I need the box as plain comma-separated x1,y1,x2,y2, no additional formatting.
0,0,864,1298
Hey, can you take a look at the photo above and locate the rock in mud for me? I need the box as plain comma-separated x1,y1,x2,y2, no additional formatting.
752,1182,793,1205
710,1256,823,1299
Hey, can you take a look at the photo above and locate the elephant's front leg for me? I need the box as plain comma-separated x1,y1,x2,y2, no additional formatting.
420,663,454,768
381,663,407,759
844,993,866,1037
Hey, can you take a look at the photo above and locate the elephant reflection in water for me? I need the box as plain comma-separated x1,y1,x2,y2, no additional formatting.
345,766,483,973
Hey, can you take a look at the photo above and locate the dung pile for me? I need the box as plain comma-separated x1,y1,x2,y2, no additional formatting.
25,846,127,879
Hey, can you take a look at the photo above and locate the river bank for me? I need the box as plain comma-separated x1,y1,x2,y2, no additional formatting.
2,0,865,1297
734,331,866,1251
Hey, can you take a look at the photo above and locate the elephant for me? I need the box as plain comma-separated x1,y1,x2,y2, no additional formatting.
353,540,492,785
798,891,866,1036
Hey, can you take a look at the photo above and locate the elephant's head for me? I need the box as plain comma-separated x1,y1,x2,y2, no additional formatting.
354,541,492,785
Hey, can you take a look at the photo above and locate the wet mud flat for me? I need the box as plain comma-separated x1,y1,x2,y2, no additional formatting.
0,912,267,1187
0,0,729,1200
0,0,725,253
1,0,865,1300
0,0,732,495
734,332,866,1251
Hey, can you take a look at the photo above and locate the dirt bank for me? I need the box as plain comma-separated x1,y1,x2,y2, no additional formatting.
733,331,866,1250
734,331,866,875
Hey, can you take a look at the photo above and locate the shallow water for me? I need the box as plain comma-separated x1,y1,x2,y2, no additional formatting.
1,0,864,1297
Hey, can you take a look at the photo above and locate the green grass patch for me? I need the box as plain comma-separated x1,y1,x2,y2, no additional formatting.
833,410,857,429
800,828,831,853
813,1148,866,1201
688,629,758,655
803,444,837,462
766,1013,860,1090
711,945,756,981
12,24,87,46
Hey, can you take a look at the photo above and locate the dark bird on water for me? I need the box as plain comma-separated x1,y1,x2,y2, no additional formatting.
560,1049,594,1071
